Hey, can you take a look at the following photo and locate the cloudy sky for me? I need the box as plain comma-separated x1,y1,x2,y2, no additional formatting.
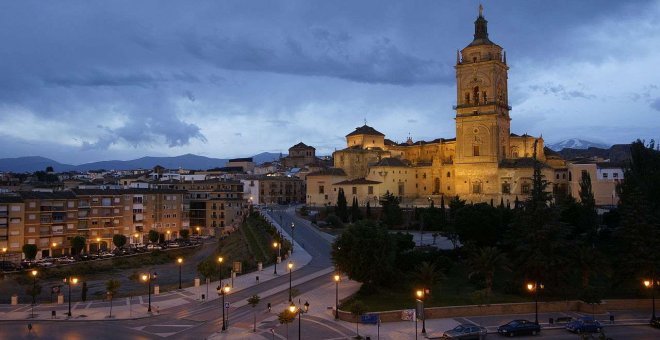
1,0,659,164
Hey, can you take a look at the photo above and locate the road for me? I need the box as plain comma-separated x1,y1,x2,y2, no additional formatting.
0,205,339,339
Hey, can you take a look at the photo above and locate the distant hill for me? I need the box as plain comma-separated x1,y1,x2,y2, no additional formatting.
0,152,284,173
557,144,632,163
547,138,609,151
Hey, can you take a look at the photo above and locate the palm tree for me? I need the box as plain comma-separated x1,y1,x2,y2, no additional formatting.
106,279,121,318
467,246,509,298
247,294,261,332
415,261,443,288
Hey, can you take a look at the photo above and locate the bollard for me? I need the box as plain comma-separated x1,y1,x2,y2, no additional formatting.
11,294,18,305
201,294,205,300
51,310,56,319
256,276,260,284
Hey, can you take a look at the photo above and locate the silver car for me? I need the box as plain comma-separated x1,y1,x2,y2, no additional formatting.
442,323,487,339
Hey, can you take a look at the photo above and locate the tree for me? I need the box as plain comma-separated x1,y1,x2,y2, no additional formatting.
277,310,295,339
113,234,127,249
106,279,120,318
454,203,501,247
45,166,54,173
349,300,366,339
148,230,159,243
197,258,219,280
180,229,190,240
22,244,37,261
351,197,363,222
578,171,598,243
467,246,509,298
247,294,261,332
70,236,86,256
336,188,349,222
613,140,660,281
379,191,403,228
365,201,371,219
332,220,397,288
415,261,442,288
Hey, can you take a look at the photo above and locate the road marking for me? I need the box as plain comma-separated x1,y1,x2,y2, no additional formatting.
303,318,350,338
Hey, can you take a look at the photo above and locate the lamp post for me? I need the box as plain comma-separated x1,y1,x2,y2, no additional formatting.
290,222,295,253
218,283,230,331
416,289,427,334
289,300,310,340
96,237,101,257
141,272,157,313
643,276,657,321
65,276,79,317
288,261,294,301
527,282,543,324
51,242,57,257
334,274,341,320
272,242,281,275
218,256,224,285
196,227,201,236
177,257,183,289
30,270,38,318
1,247,7,272
134,233,140,245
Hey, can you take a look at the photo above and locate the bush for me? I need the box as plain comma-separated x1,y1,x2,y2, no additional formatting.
325,214,344,229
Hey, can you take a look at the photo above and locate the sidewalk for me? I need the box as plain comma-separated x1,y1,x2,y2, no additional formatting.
0,210,320,322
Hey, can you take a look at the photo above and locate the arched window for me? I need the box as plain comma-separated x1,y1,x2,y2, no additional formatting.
465,92,470,104
446,171,451,178
473,86,480,104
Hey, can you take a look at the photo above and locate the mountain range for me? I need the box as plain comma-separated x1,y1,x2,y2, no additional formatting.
547,138,610,151
0,152,282,173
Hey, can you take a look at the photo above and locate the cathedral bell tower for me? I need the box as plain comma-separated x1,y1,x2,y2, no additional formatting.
454,5,511,164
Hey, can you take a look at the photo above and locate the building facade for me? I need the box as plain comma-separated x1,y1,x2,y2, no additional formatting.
307,6,559,207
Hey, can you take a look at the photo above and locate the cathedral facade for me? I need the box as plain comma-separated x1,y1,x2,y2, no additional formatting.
306,6,566,207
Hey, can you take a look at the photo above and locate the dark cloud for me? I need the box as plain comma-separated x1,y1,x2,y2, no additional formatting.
528,83,596,100
184,27,453,86
651,98,660,111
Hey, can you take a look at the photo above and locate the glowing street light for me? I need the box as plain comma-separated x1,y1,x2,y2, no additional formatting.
643,278,657,320
288,261,294,302
334,274,341,320
30,270,38,318
65,276,79,317
177,257,183,289
141,272,158,313
218,283,231,331
272,241,281,275
527,282,544,324
289,300,310,340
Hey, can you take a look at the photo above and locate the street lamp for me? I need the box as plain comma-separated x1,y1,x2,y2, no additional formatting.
272,242,281,275
218,283,230,331
141,272,158,313
96,237,102,257
166,230,171,241
643,277,657,321
30,270,38,318
416,289,427,334
289,300,310,340
527,282,544,324
65,276,79,317
134,233,139,244
196,227,201,236
334,274,341,320
290,222,295,253
218,256,224,284
288,261,294,301
1,247,7,272
177,257,183,289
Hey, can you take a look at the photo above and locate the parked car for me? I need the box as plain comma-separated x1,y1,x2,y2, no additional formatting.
497,319,540,337
443,323,488,339
146,244,162,250
651,318,660,329
565,316,602,333
0,261,21,271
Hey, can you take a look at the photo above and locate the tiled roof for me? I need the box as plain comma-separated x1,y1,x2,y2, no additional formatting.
17,191,77,200
307,168,347,177
334,178,381,185
373,158,408,167
346,125,385,137
290,142,313,149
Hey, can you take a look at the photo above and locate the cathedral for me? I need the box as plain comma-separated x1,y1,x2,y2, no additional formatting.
306,6,566,207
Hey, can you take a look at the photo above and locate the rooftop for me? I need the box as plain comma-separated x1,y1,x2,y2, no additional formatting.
346,124,385,137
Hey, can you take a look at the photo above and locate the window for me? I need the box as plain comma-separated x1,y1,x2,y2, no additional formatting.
472,182,482,194
11,205,21,212
447,171,451,178
613,172,619,178
352,187,357,195
569,171,572,181
319,185,324,194
473,145,480,156
603,173,608,178
368,186,374,195
502,182,511,194
521,183,531,194
556,174,560,180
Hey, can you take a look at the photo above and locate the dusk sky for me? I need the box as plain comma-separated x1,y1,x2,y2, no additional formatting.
1,0,659,164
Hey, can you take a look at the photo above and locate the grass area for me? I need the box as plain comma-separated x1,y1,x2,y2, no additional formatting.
240,215,274,263
12,247,200,285
342,265,529,312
